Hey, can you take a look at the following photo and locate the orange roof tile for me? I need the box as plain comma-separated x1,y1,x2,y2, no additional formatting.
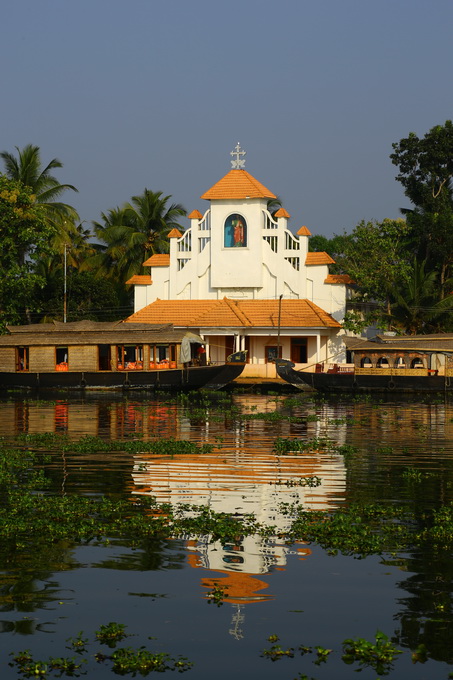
168,228,183,238
305,251,335,265
201,169,276,200
142,254,170,267
324,274,354,285
126,275,152,285
297,226,312,236
188,209,203,219
126,298,341,329
274,208,291,218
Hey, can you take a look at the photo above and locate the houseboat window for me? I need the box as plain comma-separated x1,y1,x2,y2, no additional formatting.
98,345,111,371
149,344,177,368
395,357,406,368
17,347,29,372
117,345,143,370
376,357,389,368
360,357,372,367
411,357,424,368
56,347,68,371
265,346,282,363
224,213,247,248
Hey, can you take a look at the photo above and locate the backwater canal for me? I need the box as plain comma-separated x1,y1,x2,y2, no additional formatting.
1,389,453,679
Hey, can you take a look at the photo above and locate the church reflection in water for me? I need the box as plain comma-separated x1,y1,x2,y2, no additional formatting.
0,395,347,637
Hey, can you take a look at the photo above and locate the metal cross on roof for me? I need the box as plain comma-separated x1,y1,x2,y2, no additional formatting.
230,142,246,169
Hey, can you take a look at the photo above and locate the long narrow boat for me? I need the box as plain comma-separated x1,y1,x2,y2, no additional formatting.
0,321,246,391
276,334,453,393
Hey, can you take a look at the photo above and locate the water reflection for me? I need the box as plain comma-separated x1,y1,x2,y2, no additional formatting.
2,394,453,669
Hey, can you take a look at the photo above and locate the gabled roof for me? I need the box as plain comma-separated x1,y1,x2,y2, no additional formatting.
201,169,277,200
126,298,341,329
142,254,170,267
305,251,335,265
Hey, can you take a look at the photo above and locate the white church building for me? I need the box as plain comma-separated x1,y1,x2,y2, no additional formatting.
127,145,351,378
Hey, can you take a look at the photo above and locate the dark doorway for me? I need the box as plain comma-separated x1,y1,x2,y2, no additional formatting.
98,345,111,371
290,337,308,363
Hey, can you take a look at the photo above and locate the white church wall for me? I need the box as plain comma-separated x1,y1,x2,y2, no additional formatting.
210,199,266,289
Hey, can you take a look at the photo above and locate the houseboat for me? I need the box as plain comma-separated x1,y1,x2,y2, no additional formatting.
276,334,453,393
0,320,246,391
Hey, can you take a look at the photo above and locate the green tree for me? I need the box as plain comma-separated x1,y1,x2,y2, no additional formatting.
338,219,411,330
92,189,186,285
0,175,55,328
36,269,127,323
0,144,79,231
390,121,453,298
388,259,453,334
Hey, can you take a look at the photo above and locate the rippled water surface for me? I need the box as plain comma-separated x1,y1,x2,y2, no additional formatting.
1,391,453,679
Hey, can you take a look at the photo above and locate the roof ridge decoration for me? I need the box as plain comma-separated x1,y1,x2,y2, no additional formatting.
223,297,253,326
230,142,246,169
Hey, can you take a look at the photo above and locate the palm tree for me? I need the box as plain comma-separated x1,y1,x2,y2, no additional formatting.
0,144,79,229
92,189,186,285
389,259,453,334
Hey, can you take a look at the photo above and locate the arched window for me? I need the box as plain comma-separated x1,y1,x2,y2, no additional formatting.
411,357,424,369
224,213,247,248
377,356,389,368
360,357,372,367
395,357,406,368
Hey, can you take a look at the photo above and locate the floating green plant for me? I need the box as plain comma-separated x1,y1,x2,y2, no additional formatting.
342,630,402,675
95,622,129,647
206,583,229,606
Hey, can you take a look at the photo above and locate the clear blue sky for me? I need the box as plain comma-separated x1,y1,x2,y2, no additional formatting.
3,0,453,238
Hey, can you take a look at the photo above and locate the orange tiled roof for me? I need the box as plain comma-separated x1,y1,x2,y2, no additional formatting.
126,275,152,285
168,228,183,238
201,169,276,200
142,254,170,267
324,274,354,285
274,208,291,218
297,226,312,236
126,298,341,329
188,209,203,219
305,251,335,265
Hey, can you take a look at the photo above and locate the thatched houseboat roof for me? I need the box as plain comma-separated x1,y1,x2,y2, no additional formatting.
0,321,203,347
344,334,453,353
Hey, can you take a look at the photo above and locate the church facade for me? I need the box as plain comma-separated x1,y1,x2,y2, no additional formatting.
127,145,351,378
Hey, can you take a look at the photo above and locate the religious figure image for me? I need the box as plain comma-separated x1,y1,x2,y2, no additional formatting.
224,213,247,248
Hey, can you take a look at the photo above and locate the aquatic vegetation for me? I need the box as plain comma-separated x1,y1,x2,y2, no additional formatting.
9,650,85,677
10,623,192,677
342,630,402,675
275,476,322,488
66,632,88,654
206,583,229,606
273,437,334,454
95,622,128,647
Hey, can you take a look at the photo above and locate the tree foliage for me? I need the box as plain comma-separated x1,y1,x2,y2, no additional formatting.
0,175,55,328
0,144,79,230
92,189,186,285
391,121,453,298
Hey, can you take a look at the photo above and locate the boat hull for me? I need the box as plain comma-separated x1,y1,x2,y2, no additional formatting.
0,363,245,392
276,360,453,394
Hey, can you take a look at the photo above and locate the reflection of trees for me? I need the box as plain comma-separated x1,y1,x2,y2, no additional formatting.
393,549,453,664
0,542,78,617
92,538,186,572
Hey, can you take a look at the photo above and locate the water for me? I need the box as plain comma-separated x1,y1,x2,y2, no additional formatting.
1,391,453,679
